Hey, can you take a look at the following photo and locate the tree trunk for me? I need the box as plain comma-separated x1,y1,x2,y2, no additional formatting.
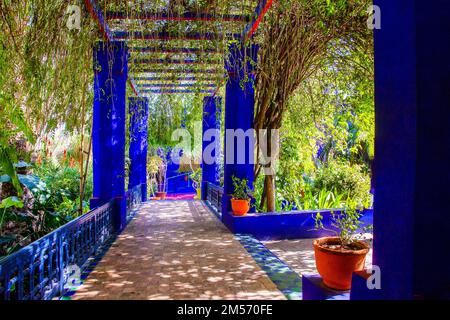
259,181,267,210
264,174,276,212
263,130,276,212
78,79,89,215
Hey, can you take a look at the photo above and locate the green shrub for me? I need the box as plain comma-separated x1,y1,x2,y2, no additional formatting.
189,168,202,190
231,176,251,200
32,161,92,229
314,160,372,208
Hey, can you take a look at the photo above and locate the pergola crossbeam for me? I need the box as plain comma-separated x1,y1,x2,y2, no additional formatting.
133,58,222,65
137,83,216,88
133,76,224,81
106,11,250,22
83,0,140,96
112,31,240,41
130,47,223,54
135,69,223,74
243,0,273,41
84,0,113,40
140,89,215,94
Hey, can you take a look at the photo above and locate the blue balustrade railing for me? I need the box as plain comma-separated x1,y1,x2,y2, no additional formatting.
205,182,223,214
0,185,143,300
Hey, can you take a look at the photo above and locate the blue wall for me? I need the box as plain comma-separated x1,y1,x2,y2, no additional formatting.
222,209,373,241
223,43,259,213
90,41,128,231
166,151,196,194
366,0,450,299
128,97,149,202
201,96,222,199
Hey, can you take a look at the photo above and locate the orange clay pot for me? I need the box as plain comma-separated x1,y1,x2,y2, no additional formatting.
313,237,370,291
231,199,250,216
155,192,167,200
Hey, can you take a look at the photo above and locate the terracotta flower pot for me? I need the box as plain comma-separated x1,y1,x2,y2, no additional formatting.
155,192,167,200
313,237,370,291
231,199,250,216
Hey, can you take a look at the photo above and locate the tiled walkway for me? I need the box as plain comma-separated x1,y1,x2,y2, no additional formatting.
70,201,285,300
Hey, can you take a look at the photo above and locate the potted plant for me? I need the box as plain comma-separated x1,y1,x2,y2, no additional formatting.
313,204,372,290
155,165,167,200
153,148,167,199
147,156,160,199
230,176,252,216
189,168,202,199
147,150,168,200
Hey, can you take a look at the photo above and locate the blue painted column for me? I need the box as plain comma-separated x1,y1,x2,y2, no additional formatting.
128,96,149,202
222,43,258,215
201,96,222,200
351,0,450,299
90,41,128,231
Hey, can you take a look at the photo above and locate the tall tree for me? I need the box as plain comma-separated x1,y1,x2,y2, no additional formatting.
254,0,372,211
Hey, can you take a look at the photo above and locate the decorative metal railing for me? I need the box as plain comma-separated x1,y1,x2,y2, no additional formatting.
0,185,142,300
206,182,223,214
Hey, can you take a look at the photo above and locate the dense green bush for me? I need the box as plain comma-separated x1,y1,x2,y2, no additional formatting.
0,161,93,256
33,161,92,227
314,160,372,208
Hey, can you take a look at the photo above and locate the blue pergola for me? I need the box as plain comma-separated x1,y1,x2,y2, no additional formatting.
85,0,271,231
2,0,447,301
85,0,450,300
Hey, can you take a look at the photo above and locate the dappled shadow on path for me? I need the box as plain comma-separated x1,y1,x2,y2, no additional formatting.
71,201,285,300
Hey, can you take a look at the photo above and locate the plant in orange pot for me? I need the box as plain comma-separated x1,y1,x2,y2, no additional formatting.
230,176,252,216
189,168,202,199
147,154,167,200
313,203,372,291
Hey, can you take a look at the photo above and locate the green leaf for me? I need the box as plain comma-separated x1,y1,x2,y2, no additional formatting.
18,174,47,192
0,174,47,193
0,196,24,209
0,146,23,195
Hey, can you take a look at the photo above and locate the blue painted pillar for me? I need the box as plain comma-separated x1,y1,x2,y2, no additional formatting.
201,96,222,200
128,96,149,202
90,41,128,231
352,0,450,299
222,43,258,214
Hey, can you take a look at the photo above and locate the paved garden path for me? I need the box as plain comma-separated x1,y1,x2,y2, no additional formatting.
71,201,285,300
